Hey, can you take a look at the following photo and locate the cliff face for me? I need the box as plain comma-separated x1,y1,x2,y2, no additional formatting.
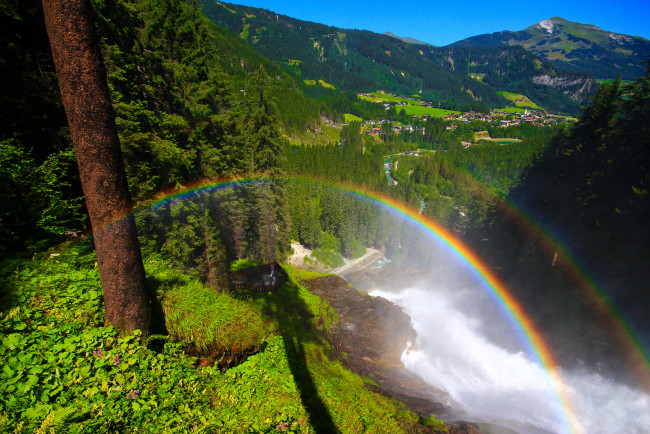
531,74,596,101
428,45,595,113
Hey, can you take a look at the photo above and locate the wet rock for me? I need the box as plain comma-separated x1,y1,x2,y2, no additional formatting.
301,275,459,421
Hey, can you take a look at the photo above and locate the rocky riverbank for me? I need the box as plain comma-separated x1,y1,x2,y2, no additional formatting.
300,274,480,433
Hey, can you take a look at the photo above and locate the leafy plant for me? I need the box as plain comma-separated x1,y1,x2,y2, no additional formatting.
0,247,439,432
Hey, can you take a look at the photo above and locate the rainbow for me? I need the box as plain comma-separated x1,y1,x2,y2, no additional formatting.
496,199,650,393
103,173,649,433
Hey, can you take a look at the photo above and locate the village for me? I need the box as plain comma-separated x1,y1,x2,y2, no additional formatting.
355,91,572,138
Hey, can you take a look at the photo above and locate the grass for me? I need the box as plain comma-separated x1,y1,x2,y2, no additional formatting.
500,106,526,114
285,267,332,283
318,80,336,89
474,131,491,140
343,113,363,123
358,91,460,117
148,258,268,355
303,79,336,90
240,23,250,38
498,91,543,110
0,246,444,432
402,105,459,117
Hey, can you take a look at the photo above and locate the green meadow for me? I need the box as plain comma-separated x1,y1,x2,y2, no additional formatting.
500,106,526,114
498,91,543,110
358,91,460,117
344,113,363,123
303,79,336,89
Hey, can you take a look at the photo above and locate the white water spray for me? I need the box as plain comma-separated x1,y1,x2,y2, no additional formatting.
371,286,650,433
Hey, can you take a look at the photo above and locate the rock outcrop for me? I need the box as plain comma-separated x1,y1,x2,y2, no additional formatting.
301,275,462,422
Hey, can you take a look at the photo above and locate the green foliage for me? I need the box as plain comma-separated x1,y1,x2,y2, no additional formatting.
463,68,650,358
0,3,86,255
422,416,448,430
0,246,430,432
137,182,291,283
245,65,283,173
146,257,268,355
320,231,341,252
512,70,650,278
311,232,344,268
345,238,367,260
284,117,553,265
230,258,261,271
201,1,506,112
311,248,345,269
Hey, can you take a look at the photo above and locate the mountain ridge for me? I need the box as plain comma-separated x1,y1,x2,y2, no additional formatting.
200,2,594,114
382,32,433,47
449,16,650,80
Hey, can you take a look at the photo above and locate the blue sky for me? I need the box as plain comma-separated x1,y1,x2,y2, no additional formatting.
224,0,650,46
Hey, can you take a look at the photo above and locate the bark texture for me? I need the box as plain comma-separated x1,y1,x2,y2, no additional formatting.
42,0,151,333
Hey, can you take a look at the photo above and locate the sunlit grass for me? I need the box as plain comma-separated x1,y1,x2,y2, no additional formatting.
498,91,543,109
358,91,460,117
344,113,363,122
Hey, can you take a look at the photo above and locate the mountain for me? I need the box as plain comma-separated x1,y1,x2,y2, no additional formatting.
200,2,594,114
429,45,595,113
200,1,504,112
449,17,650,80
382,32,433,46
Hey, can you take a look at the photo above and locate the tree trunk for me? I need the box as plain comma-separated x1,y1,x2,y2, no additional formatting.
42,0,151,333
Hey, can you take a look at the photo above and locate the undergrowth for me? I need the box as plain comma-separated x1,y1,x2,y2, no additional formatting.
311,248,345,269
147,256,268,356
0,246,442,432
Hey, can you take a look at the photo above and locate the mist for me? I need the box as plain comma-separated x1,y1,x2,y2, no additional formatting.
369,279,650,433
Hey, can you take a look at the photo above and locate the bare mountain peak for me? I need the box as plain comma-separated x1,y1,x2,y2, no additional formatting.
534,17,607,34
537,18,556,33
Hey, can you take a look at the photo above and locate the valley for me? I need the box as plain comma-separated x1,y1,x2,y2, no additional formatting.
1,1,649,433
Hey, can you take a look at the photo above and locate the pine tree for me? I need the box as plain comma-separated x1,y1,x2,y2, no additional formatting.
245,65,282,173
42,0,151,333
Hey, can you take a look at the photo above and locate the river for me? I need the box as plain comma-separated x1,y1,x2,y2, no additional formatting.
369,281,650,433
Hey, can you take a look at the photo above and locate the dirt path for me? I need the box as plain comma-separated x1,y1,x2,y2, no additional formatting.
332,249,382,275
287,242,382,275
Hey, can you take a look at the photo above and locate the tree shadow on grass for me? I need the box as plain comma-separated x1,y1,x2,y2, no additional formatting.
250,275,338,433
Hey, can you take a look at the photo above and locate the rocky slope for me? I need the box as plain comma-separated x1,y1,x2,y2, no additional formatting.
301,274,487,433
